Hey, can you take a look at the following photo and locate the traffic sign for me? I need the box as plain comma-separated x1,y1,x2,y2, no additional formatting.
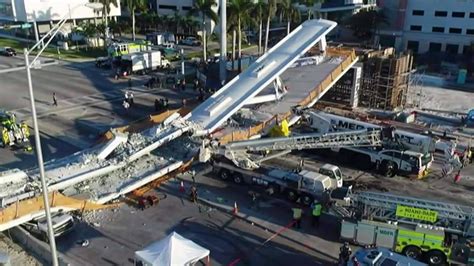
21,23,31,29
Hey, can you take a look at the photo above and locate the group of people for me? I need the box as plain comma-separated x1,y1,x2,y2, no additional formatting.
123,90,134,111
154,98,169,112
291,199,322,229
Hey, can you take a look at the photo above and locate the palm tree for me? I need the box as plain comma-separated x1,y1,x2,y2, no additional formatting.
173,11,183,33
228,0,253,72
302,0,314,20
92,0,118,29
251,0,266,55
124,0,147,41
190,0,219,62
264,0,277,53
278,0,300,35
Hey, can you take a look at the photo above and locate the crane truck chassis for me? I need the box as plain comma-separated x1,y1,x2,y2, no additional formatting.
211,158,343,205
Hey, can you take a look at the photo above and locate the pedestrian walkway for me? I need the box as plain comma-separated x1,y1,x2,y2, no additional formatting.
178,169,342,263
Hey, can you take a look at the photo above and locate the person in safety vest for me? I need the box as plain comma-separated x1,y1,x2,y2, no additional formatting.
2,128,9,147
292,204,303,229
339,242,352,266
311,200,322,228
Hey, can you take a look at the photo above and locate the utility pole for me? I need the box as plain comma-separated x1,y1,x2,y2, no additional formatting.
219,0,227,85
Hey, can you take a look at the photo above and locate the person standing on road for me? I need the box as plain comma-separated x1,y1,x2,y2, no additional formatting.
124,91,129,103
154,99,160,112
339,242,352,266
52,92,58,107
123,100,130,112
129,91,134,106
292,204,303,229
311,200,322,228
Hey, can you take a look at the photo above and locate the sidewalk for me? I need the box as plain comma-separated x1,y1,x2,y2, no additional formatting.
178,168,342,263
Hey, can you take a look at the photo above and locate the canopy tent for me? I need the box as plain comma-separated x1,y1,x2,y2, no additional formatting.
135,232,210,266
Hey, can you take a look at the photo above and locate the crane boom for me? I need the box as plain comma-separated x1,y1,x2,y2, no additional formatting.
343,191,474,237
201,129,383,169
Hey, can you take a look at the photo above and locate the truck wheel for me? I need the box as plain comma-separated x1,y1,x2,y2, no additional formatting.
219,170,230,180
403,246,422,261
380,160,397,177
427,250,447,265
287,190,297,202
233,174,243,184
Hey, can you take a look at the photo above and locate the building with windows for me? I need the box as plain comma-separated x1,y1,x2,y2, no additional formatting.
0,0,121,42
377,0,474,55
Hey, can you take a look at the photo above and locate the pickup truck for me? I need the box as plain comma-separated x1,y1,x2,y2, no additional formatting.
21,212,75,242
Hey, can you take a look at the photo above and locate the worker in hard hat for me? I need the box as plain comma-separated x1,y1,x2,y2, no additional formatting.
311,199,322,228
2,127,9,147
292,201,303,229
20,121,29,139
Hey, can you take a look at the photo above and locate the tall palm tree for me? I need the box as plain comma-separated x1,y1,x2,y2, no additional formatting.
264,0,277,53
228,0,253,72
190,0,219,62
92,0,118,29
302,0,314,20
124,0,147,41
278,0,300,35
173,11,183,33
251,0,266,55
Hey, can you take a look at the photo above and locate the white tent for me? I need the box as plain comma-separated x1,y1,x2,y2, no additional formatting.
135,232,210,266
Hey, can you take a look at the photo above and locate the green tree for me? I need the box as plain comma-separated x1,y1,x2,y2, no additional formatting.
264,0,277,53
278,0,300,35
251,0,266,55
124,0,147,40
345,9,387,39
228,0,253,72
190,0,219,61
91,0,118,29
172,11,184,33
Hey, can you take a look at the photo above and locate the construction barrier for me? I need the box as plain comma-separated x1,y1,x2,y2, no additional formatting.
218,48,357,144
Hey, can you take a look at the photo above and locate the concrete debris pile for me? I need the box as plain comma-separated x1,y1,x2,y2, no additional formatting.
232,109,272,127
152,136,200,161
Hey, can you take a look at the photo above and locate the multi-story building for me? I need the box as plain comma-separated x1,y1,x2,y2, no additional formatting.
377,0,474,55
0,0,120,41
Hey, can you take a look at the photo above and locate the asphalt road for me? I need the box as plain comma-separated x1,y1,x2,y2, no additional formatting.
0,55,198,169
57,181,330,266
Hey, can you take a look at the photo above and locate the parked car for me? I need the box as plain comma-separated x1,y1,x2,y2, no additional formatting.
95,56,111,69
179,37,201,46
0,47,17,56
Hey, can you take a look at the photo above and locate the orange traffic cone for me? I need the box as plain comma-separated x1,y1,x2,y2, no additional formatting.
233,201,238,215
179,181,185,193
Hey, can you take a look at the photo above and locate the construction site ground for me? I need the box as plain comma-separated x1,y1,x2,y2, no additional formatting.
55,177,334,266
0,233,39,265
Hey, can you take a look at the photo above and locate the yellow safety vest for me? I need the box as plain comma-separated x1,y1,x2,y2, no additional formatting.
2,129,9,144
292,208,302,219
312,204,322,217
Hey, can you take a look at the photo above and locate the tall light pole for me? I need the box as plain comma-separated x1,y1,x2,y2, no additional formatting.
219,0,227,85
23,3,103,266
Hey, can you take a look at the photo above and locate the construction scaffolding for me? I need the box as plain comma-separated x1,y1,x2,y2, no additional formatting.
321,48,414,110
359,52,413,110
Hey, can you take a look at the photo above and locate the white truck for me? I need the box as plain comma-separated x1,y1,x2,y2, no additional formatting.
212,158,343,205
301,110,433,178
121,51,171,75
21,212,75,242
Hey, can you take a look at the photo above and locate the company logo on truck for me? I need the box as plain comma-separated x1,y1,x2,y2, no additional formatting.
330,119,368,131
396,205,438,223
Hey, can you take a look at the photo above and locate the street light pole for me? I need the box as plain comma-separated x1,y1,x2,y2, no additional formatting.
23,49,59,266
19,4,103,266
